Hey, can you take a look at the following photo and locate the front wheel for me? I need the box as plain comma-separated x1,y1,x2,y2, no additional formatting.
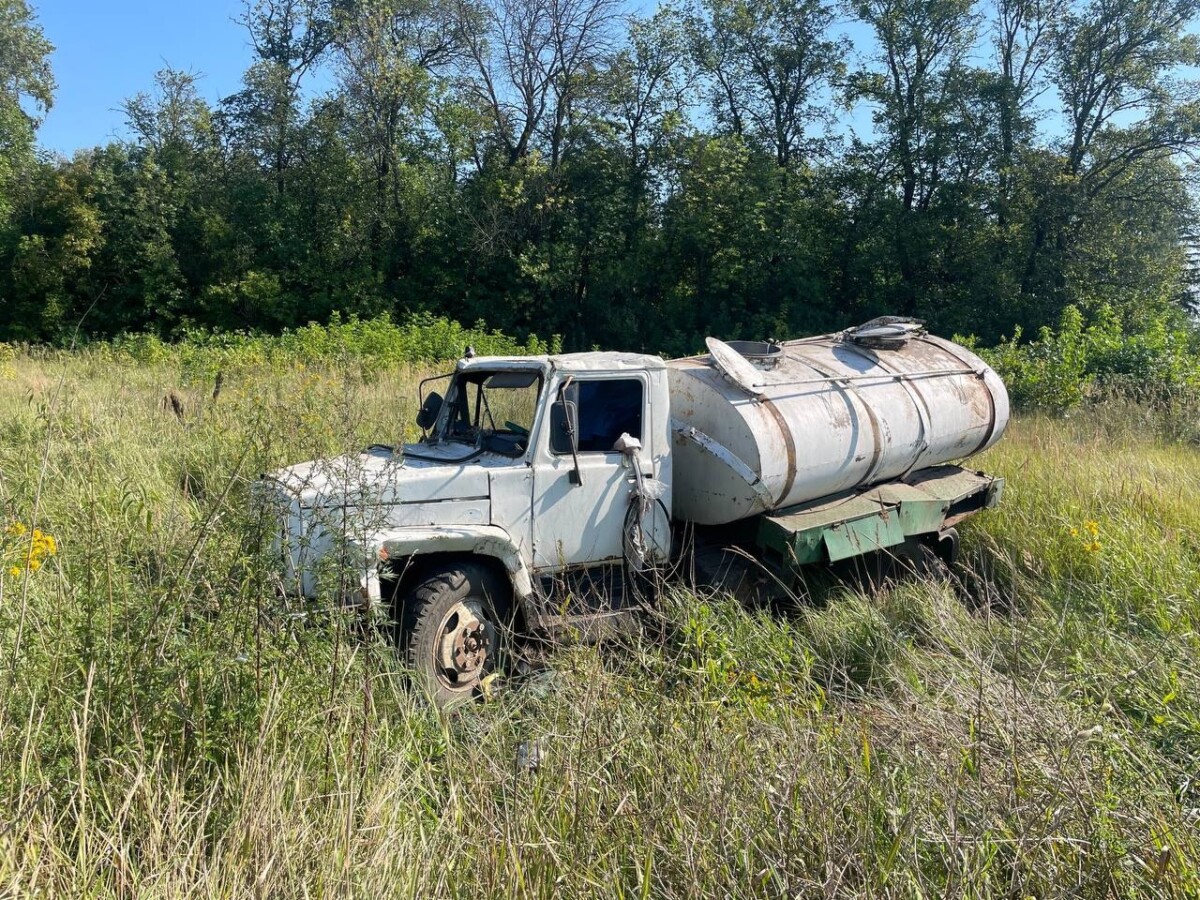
401,563,511,706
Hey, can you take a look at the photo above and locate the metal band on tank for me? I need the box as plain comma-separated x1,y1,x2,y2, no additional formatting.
757,395,798,503
918,335,998,456
836,341,933,476
784,345,885,484
677,356,800,507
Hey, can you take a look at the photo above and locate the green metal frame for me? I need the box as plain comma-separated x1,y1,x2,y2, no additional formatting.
756,465,1004,568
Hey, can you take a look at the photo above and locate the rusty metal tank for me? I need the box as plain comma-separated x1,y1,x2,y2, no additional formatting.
667,320,1010,525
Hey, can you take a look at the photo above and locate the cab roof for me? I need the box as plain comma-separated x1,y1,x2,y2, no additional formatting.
456,351,666,375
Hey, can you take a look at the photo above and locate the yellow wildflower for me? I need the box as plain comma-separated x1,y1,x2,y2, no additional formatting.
3,522,58,576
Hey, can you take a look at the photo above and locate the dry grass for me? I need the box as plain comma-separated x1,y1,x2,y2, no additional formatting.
0,354,1198,898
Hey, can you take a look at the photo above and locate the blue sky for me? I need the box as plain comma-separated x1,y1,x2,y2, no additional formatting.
35,0,254,155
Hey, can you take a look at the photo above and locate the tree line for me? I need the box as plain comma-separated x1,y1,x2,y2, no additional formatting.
1,0,1199,354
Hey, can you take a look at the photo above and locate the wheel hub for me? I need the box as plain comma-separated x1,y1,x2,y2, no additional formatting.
437,601,495,686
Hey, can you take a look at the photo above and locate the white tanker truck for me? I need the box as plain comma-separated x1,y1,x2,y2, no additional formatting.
264,318,1009,703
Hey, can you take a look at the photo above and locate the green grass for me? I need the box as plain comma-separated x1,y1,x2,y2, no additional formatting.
0,354,1198,898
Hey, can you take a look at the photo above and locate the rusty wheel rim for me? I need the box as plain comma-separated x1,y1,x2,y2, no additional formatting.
435,600,496,692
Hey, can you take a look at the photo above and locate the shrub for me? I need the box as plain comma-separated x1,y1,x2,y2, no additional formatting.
972,305,1200,412
95,312,562,375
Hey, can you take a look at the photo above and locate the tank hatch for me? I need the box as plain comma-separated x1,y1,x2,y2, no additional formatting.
843,317,927,350
722,340,784,370
705,337,767,393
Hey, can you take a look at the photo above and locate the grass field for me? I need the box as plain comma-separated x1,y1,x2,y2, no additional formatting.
1,350,1199,898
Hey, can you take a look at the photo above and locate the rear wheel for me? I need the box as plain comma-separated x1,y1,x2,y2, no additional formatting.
909,527,959,580
401,562,511,706
927,527,960,567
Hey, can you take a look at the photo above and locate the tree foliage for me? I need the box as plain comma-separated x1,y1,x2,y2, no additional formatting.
1,0,1199,356
0,0,53,224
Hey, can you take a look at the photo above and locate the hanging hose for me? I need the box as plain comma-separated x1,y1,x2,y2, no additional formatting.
614,433,671,603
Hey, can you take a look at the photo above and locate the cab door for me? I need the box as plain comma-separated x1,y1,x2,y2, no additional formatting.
530,374,649,572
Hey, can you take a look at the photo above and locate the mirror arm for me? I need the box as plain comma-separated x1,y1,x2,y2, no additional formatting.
558,376,583,486
568,430,583,486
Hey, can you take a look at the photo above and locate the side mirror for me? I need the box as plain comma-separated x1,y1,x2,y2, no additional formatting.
550,400,578,454
416,391,443,431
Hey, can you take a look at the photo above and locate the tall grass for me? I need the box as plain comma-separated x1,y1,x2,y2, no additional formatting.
0,350,1198,898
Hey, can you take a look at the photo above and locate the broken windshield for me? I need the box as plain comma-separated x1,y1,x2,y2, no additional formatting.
438,369,542,456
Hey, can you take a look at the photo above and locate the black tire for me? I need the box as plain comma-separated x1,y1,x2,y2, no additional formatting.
930,527,960,567
401,562,512,706
911,528,959,580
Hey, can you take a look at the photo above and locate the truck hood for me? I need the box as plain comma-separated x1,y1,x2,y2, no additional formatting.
266,444,501,510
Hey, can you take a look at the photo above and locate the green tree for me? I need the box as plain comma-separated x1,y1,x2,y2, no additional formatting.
605,7,693,256
458,0,620,166
0,0,53,223
1016,0,1200,321
2,158,101,339
687,0,845,167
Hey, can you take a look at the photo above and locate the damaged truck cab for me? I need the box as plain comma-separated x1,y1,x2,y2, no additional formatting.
263,320,1008,703
265,352,674,703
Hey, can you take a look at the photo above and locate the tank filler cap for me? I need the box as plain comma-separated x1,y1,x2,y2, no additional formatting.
705,337,766,394
843,317,926,350
723,339,784,370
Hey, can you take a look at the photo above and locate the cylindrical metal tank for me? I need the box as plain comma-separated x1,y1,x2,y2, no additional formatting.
668,321,1010,525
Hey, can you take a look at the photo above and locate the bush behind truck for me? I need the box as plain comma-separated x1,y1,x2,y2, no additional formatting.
260,318,1009,704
